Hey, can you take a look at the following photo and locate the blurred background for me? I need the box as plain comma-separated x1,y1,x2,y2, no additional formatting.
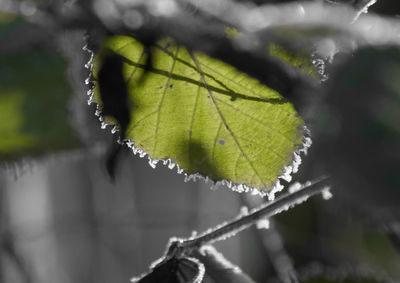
1,1,400,283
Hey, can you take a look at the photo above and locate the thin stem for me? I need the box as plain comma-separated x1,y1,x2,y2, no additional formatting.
242,195,298,283
351,0,378,23
179,176,331,251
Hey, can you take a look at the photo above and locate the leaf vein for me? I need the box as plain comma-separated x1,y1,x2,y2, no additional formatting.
126,49,145,85
233,153,241,180
114,39,137,53
188,85,201,164
155,43,285,104
128,110,158,132
212,122,223,170
190,53,265,186
153,47,180,154
214,97,295,144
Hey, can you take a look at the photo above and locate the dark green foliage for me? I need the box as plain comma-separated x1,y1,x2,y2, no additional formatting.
0,17,81,161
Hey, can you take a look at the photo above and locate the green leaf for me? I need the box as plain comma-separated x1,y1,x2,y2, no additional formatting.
92,36,309,194
269,43,320,78
0,18,81,161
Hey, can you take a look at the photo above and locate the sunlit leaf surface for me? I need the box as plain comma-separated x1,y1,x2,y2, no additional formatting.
93,36,308,191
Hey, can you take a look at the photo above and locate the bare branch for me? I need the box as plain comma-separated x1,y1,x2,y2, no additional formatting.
179,176,331,250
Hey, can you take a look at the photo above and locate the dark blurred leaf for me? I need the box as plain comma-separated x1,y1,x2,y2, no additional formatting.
132,256,204,283
314,46,400,222
0,12,21,35
298,262,395,283
303,275,384,283
0,17,81,162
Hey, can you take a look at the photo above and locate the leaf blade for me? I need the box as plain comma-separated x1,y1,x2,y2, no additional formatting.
93,35,308,192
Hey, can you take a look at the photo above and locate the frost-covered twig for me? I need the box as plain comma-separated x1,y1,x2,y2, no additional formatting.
178,176,331,251
133,177,332,282
243,195,298,283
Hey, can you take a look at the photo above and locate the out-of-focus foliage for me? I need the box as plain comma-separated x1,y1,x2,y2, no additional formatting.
268,44,319,78
275,198,400,279
0,15,81,161
225,27,319,78
93,35,308,191
314,46,400,221
303,276,381,283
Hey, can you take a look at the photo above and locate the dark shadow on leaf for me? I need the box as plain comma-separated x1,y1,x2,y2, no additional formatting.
120,56,287,105
184,140,225,182
97,50,131,179
98,50,131,138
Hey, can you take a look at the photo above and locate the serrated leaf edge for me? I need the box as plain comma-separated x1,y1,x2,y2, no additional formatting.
83,41,311,200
